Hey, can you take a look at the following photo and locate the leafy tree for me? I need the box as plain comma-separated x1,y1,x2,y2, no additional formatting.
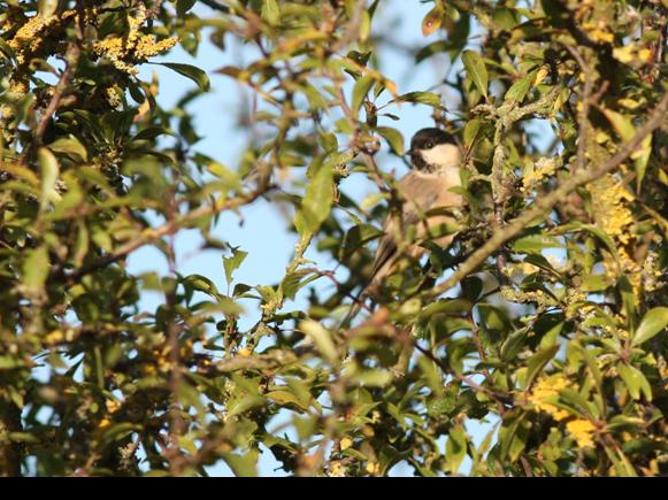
1,0,667,477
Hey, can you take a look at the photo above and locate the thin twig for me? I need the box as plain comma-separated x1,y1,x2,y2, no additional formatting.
22,44,81,163
54,185,274,285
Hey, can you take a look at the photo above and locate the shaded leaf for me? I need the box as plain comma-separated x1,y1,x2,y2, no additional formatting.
157,62,210,91
352,74,375,115
462,50,488,99
376,126,404,155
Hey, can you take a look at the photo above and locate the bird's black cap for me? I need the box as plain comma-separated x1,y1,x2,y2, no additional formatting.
409,127,456,153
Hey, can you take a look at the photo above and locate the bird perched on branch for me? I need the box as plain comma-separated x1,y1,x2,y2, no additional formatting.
342,127,465,326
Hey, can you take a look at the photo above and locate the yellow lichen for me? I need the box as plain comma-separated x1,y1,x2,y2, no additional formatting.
522,157,558,193
566,419,596,448
528,375,570,421
589,174,635,244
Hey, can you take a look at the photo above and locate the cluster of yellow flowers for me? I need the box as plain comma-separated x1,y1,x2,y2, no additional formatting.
529,375,599,449
500,287,553,309
641,250,664,293
105,86,123,109
8,12,60,64
565,419,597,448
327,459,347,477
528,374,570,421
93,5,177,75
575,0,617,44
7,10,81,65
613,44,653,65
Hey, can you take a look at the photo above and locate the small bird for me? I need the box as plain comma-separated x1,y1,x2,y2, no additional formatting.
342,127,465,325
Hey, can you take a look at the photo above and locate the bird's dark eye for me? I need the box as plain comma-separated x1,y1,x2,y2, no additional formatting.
425,141,434,149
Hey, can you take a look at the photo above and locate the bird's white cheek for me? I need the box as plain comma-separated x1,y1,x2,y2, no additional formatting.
421,143,461,169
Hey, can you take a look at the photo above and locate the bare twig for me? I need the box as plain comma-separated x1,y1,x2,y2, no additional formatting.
33,44,81,148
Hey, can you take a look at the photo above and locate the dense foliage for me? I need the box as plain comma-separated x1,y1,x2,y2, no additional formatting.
1,0,668,476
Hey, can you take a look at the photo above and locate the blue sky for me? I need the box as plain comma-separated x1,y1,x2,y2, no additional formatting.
127,0,550,476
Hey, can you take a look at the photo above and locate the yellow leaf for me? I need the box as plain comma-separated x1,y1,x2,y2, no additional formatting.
618,98,640,110
638,48,652,63
589,29,613,44
612,45,635,63
421,7,443,36
534,66,549,86
600,108,634,141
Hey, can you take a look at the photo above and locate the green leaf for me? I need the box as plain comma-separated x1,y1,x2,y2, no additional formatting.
462,50,488,99
299,319,338,364
48,135,88,161
38,0,58,16
600,108,634,141
416,41,454,63
632,307,668,346
600,107,652,192
223,247,248,287
445,425,468,474
157,63,210,91
23,246,49,293
266,390,309,411
395,91,442,107
221,450,259,477
633,134,652,193
350,369,394,387
498,411,529,462
463,118,481,148
352,74,375,115
376,126,404,155
510,234,563,254
504,72,533,104
261,0,280,26
296,161,334,237
523,345,559,390
617,363,652,401
38,147,61,209
359,10,371,42
176,0,196,17
339,223,383,261
603,445,637,477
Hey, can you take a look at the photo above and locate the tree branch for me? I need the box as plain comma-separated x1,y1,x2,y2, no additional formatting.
424,89,668,300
